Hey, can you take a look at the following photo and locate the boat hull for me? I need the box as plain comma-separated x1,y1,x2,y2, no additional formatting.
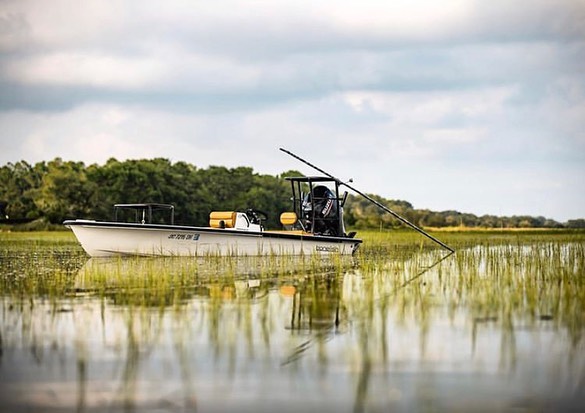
64,220,361,257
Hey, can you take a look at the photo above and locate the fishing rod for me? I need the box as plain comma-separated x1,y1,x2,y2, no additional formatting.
279,147,455,253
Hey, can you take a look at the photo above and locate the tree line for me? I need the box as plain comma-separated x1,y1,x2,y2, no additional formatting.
1,158,583,229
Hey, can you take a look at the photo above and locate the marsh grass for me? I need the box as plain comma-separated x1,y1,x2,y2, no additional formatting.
0,232,85,302
1,230,583,311
334,230,585,348
1,229,584,412
1,229,583,336
70,253,356,309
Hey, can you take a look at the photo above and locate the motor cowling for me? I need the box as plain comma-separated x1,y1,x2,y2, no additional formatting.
302,185,340,236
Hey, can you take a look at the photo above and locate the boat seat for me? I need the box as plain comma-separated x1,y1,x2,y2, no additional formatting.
209,211,237,228
280,212,298,227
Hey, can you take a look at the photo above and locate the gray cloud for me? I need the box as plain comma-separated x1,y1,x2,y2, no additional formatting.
0,0,584,221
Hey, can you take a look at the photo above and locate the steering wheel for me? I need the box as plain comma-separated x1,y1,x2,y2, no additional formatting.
246,209,268,225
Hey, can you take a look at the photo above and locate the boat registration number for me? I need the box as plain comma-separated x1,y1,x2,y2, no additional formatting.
167,233,200,241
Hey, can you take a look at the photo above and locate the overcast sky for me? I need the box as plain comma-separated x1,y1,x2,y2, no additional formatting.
1,0,584,221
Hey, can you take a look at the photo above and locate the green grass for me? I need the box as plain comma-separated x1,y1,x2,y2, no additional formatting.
0,227,584,388
1,230,583,325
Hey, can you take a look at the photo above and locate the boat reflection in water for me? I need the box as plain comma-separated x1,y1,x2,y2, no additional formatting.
0,245,583,413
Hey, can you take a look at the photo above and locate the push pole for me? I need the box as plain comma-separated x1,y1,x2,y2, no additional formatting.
279,147,455,253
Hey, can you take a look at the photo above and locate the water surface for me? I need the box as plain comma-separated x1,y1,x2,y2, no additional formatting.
0,232,583,412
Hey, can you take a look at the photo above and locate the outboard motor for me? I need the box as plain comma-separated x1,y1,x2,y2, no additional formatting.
302,185,341,236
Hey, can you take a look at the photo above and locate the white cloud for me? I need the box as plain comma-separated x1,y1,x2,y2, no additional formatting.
1,0,584,221
422,128,486,144
320,0,470,35
4,52,165,89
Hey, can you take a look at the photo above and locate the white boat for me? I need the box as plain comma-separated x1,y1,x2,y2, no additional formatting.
64,176,362,257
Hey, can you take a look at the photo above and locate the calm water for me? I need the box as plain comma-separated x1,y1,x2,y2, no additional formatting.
0,233,583,412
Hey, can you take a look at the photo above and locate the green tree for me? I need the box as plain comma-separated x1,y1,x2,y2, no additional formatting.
0,158,571,229
31,159,95,222
0,161,45,220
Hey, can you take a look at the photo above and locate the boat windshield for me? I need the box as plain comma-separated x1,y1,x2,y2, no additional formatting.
114,203,175,225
